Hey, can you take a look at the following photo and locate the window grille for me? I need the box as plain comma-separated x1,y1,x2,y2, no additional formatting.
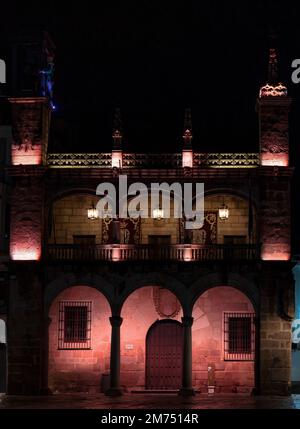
224,312,255,361
58,301,92,349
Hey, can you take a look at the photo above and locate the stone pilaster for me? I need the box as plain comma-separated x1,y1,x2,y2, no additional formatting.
7,262,44,394
259,172,291,261
9,173,45,261
259,263,294,395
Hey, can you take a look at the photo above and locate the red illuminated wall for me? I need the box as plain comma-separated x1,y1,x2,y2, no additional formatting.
192,286,255,393
120,287,183,390
10,177,43,261
48,286,111,393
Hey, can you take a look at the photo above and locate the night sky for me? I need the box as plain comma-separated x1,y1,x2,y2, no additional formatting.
1,1,300,251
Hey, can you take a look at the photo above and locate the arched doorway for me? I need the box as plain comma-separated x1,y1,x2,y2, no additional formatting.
0,319,6,393
120,286,183,391
146,320,183,390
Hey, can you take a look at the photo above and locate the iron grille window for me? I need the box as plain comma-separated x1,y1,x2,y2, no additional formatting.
224,312,255,361
58,301,92,349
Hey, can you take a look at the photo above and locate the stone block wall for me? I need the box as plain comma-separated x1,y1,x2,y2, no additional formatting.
192,286,255,393
49,195,102,244
10,176,44,261
48,285,111,393
260,176,291,261
257,98,291,167
204,195,254,243
259,264,294,395
7,263,43,394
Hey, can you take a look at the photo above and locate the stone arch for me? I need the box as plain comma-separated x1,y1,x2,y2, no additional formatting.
190,272,259,314
203,187,258,211
46,189,102,244
120,285,184,391
117,272,189,315
44,273,114,315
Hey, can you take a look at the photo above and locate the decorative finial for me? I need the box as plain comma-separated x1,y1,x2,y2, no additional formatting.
183,107,193,149
268,48,278,84
259,47,287,98
112,107,123,150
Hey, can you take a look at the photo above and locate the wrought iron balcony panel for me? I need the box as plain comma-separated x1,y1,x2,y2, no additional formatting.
47,153,260,169
47,153,112,168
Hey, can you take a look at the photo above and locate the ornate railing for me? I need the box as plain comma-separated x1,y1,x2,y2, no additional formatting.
193,153,260,168
47,153,112,167
45,244,260,262
47,152,260,168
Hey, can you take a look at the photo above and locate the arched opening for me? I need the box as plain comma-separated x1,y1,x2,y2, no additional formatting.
0,318,6,393
48,285,111,393
120,286,183,391
146,320,183,390
48,193,102,245
192,286,256,394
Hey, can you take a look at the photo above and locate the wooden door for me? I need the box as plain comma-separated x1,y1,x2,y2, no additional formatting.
148,235,171,245
146,320,183,390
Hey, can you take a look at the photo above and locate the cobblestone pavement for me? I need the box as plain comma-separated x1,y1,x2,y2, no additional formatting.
0,393,300,409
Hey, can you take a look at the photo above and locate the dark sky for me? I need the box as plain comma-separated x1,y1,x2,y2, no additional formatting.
1,1,300,155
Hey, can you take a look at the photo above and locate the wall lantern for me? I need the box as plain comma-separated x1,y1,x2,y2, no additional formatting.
218,203,229,221
87,203,99,220
153,208,164,220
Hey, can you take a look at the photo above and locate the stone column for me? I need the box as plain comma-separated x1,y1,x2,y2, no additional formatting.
106,315,123,396
41,317,52,395
179,316,195,396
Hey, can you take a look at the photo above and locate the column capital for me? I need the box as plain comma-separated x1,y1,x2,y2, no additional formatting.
181,316,193,328
109,316,123,327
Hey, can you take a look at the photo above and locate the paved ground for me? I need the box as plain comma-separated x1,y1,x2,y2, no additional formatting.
0,393,300,409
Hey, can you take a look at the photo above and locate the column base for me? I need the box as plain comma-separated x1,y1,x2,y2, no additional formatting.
105,388,123,397
40,387,53,396
178,388,195,396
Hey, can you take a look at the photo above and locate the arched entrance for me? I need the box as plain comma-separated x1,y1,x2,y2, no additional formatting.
146,320,183,390
0,319,6,393
120,286,183,391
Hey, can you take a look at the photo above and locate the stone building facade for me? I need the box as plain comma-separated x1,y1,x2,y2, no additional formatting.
1,36,295,396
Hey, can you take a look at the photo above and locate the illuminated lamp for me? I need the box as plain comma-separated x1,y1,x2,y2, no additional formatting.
87,203,99,220
153,208,164,220
218,203,229,220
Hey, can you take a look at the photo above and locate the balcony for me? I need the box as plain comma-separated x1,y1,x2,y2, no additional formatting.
45,243,260,262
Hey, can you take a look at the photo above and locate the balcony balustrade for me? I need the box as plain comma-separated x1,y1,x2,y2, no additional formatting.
45,243,260,262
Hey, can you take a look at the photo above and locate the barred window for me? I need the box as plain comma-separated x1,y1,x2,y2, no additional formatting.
58,301,92,349
224,312,255,361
